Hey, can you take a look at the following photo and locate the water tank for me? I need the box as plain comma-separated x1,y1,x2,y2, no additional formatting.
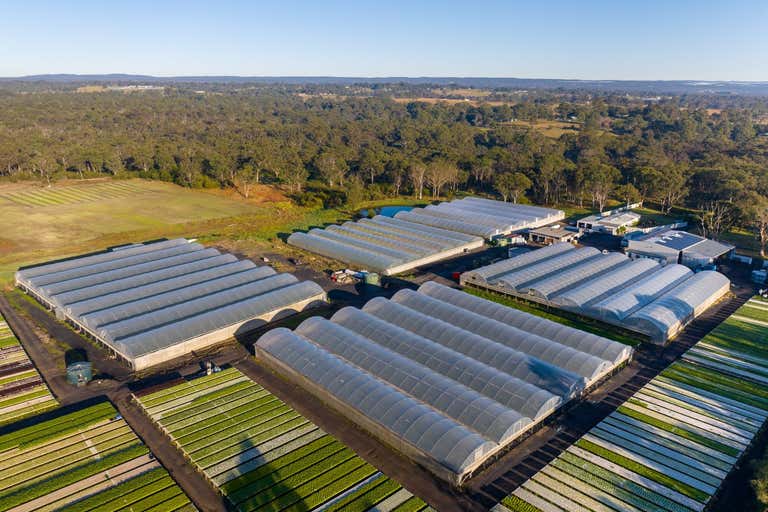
67,361,92,386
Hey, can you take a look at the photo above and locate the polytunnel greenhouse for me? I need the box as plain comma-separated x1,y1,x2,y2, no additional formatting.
461,242,731,342
393,197,564,239
254,281,630,483
16,238,326,371
287,214,484,275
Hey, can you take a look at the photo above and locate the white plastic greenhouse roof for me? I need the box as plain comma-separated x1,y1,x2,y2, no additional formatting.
287,214,484,275
461,244,731,342
394,198,564,239
624,271,731,340
254,281,630,482
16,239,326,368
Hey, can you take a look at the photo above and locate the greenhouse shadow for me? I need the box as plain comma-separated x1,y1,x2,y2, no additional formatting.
229,436,304,510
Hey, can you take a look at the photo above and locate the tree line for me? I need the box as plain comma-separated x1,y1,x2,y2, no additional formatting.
1,86,767,254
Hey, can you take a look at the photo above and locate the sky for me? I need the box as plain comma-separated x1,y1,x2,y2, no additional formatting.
1,0,767,81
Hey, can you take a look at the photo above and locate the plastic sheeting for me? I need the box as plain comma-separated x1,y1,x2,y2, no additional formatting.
287,215,483,275
295,317,531,444
16,238,327,365
418,281,632,364
590,264,693,323
522,252,628,299
462,242,575,285
257,328,496,474
625,271,731,340
112,280,325,357
330,307,561,419
362,297,586,398
389,289,613,381
553,258,660,309
495,247,601,291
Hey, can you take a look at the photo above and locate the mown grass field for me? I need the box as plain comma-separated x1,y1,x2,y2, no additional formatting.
0,179,349,286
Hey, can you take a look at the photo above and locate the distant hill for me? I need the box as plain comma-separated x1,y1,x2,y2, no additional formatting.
3,74,768,95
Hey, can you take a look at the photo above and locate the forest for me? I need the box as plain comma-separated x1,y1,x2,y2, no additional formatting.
1,83,768,254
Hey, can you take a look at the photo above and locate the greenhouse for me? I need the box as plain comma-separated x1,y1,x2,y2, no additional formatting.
254,281,630,483
461,243,731,342
16,238,326,371
287,214,484,275
393,197,564,239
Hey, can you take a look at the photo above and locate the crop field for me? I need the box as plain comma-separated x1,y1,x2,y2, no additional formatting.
0,178,346,286
498,297,768,512
0,181,148,208
0,401,194,512
0,313,57,425
135,367,431,512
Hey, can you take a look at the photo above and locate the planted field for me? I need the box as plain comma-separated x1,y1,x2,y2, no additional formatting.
135,367,431,512
499,296,768,512
0,401,194,512
0,181,148,208
0,314,57,425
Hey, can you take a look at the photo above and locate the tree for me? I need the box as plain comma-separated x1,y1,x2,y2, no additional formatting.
697,200,736,240
408,162,427,200
585,164,620,212
425,160,458,199
616,183,641,207
233,164,260,199
744,192,768,257
493,172,531,203
314,151,348,187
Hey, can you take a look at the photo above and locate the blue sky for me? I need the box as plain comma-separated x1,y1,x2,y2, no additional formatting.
1,0,766,80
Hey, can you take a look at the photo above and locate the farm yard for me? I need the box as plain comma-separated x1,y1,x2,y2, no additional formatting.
0,312,57,425
0,400,194,512
498,296,768,512
135,367,431,512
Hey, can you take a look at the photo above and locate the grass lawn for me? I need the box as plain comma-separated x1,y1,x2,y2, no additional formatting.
465,286,644,346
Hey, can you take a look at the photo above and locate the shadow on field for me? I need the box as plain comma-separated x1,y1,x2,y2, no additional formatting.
223,436,304,510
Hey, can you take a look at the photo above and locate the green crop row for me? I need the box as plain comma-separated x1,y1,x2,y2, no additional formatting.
502,494,542,512
225,441,351,503
575,438,708,503
54,467,170,512
702,320,768,359
323,474,399,512
391,496,429,512
0,443,148,510
557,452,695,512
0,387,52,410
232,454,366,509
662,367,768,410
0,398,58,427
166,393,279,438
0,370,38,387
140,369,241,408
163,383,265,422
0,402,115,452
221,435,336,495
669,361,768,399
183,411,303,461
244,459,377,512
736,304,768,322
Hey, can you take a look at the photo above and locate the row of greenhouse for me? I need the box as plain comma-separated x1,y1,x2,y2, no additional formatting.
461,242,731,342
15,238,326,371
287,197,564,275
255,281,632,484
498,298,768,512
134,367,431,512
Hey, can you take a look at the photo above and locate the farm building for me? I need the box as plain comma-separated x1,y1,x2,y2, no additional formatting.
625,228,735,268
577,207,641,235
461,242,730,343
287,215,484,275
527,225,580,245
255,281,632,484
15,238,326,371
394,197,565,239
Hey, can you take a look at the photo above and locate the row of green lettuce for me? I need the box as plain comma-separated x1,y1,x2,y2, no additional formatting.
136,367,431,512
500,298,768,512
